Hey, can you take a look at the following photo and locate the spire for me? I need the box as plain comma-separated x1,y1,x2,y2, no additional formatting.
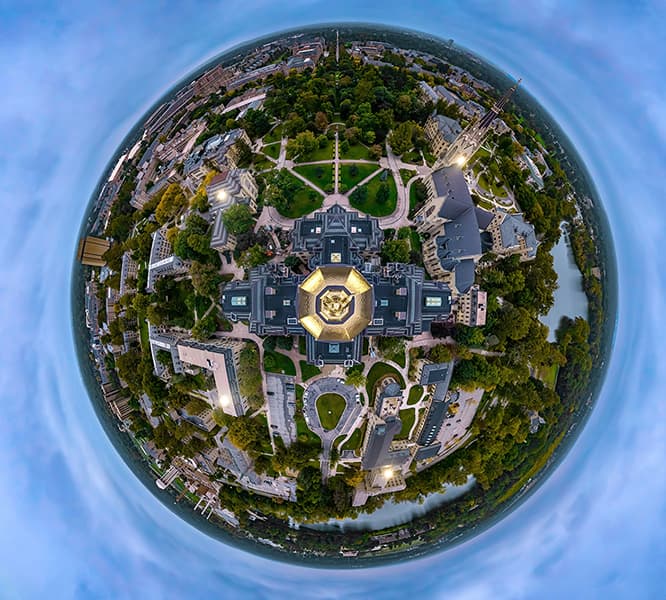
491,78,521,114
436,78,522,169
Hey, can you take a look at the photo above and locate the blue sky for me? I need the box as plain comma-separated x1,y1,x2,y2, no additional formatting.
1,1,665,598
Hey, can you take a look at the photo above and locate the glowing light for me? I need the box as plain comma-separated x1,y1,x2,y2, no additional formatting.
216,190,228,202
220,395,231,407
455,154,466,166
382,466,394,480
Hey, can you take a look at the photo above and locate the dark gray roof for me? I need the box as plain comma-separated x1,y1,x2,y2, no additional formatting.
415,443,441,461
307,335,361,366
292,204,383,269
475,207,495,230
362,417,402,470
418,399,448,446
430,168,482,291
499,213,538,258
420,361,455,386
433,115,462,144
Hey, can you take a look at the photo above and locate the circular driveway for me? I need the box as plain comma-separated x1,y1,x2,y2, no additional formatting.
302,377,363,479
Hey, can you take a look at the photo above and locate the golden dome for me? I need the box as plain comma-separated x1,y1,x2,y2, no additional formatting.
297,266,373,341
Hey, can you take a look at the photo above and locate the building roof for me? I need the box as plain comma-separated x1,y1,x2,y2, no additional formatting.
297,266,373,342
362,417,402,470
177,340,244,416
415,443,441,461
433,114,462,144
499,213,538,258
475,207,495,230
420,361,455,386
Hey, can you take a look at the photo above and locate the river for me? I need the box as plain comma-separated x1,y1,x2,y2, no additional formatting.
302,476,476,532
541,226,589,341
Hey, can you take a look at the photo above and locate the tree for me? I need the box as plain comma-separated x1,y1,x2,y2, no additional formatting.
375,181,390,205
429,344,454,363
237,244,270,269
155,183,187,225
381,239,410,263
368,144,383,160
314,111,329,132
233,138,253,168
192,312,218,340
345,369,366,388
388,121,416,155
190,261,223,297
221,204,255,235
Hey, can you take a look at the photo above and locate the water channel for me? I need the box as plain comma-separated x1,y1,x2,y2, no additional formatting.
302,477,476,532
541,226,589,341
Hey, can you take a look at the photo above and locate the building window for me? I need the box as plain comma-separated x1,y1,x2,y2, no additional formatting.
330,252,342,263
283,299,291,306
231,296,247,306
425,296,442,307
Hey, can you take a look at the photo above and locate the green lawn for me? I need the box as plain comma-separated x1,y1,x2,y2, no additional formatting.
399,168,415,186
298,336,306,355
303,142,334,162
293,164,334,194
396,408,416,440
341,423,366,453
263,124,284,143
339,142,371,160
299,360,321,382
262,142,280,160
407,385,423,405
276,173,324,218
138,315,149,351
536,363,559,390
339,163,380,191
253,155,273,171
316,393,346,430
295,385,322,447
365,362,405,400
263,349,296,376
349,170,397,217
478,173,507,198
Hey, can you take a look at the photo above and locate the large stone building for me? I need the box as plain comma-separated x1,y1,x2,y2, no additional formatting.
221,205,452,366
147,227,188,292
415,166,483,294
177,339,247,417
206,168,259,254
424,113,463,157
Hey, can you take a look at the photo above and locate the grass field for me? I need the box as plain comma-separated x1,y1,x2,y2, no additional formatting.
478,172,507,197
293,164,334,194
339,163,379,191
316,393,346,430
253,155,273,171
341,423,366,452
349,170,397,217
295,385,321,447
339,142,371,160
299,360,321,382
365,362,405,400
536,363,560,389
275,172,324,218
263,124,284,143
263,349,296,376
396,408,416,440
262,142,280,159
407,385,423,405
303,142,334,162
